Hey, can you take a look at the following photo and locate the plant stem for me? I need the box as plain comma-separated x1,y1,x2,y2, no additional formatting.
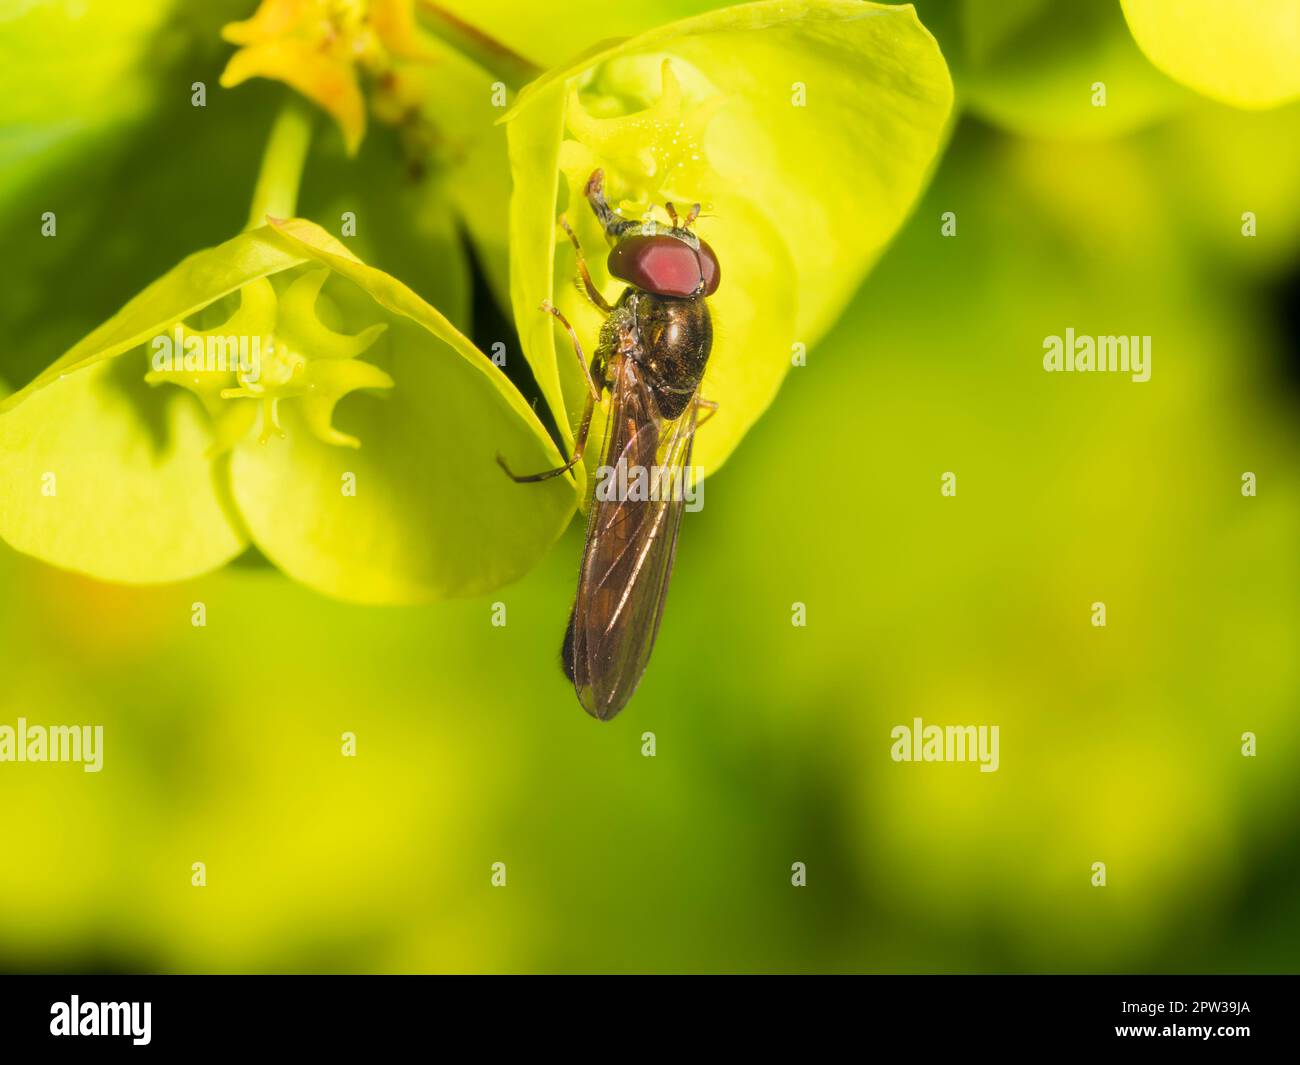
416,1,542,92
246,98,314,230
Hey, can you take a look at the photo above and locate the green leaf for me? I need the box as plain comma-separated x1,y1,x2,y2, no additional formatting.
1120,0,1300,109
0,0,170,203
947,0,1189,138
0,0,252,206
225,217,575,602
504,0,953,480
0,357,248,582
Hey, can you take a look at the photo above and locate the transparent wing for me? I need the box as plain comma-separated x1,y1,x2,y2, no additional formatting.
566,355,699,720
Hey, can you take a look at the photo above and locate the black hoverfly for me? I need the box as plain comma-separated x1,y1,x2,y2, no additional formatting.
499,169,719,721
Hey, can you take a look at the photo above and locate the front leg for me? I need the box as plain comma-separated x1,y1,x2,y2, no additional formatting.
694,395,719,427
559,216,614,315
497,388,599,483
541,300,601,400
498,316,628,483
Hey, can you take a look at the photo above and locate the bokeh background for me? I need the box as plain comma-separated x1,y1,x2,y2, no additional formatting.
1,0,1298,972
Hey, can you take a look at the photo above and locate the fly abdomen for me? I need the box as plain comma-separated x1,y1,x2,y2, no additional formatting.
561,605,578,683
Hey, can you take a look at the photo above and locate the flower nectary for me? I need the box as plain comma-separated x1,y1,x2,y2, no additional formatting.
144,267,392,452
559,59,725,220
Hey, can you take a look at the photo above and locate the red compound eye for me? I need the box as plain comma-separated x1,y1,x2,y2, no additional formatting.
607,234,721,298
696,238,720,296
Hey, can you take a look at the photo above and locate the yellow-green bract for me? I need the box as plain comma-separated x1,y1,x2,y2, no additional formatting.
0,221,573,603
502,0,954,494
1121,0,1300,109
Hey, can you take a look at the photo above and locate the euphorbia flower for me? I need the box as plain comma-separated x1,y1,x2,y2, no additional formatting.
0,219,573,602
501,0,954,490
0,3,569,604
143,268,392,451
221,0,444,154
218,0,532,320
0,0,954,608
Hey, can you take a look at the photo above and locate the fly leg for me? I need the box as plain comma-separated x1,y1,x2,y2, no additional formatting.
497,303,606,482
496,388,598,482
585,169,632,241
559,216,613,314
694,395,719,428
540,300,601,400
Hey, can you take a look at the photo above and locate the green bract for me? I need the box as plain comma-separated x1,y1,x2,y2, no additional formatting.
0,221,573,602
1120,0,1300,110
502,0,953,489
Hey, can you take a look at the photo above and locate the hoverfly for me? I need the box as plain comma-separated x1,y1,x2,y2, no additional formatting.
499,169,719,721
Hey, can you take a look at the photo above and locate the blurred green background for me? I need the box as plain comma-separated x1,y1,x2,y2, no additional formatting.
1,0,1298,972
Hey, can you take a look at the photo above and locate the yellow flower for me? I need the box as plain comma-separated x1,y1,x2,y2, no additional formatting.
220,0,440,155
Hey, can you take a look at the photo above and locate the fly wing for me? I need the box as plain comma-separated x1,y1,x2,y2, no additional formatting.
566,355,699,720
